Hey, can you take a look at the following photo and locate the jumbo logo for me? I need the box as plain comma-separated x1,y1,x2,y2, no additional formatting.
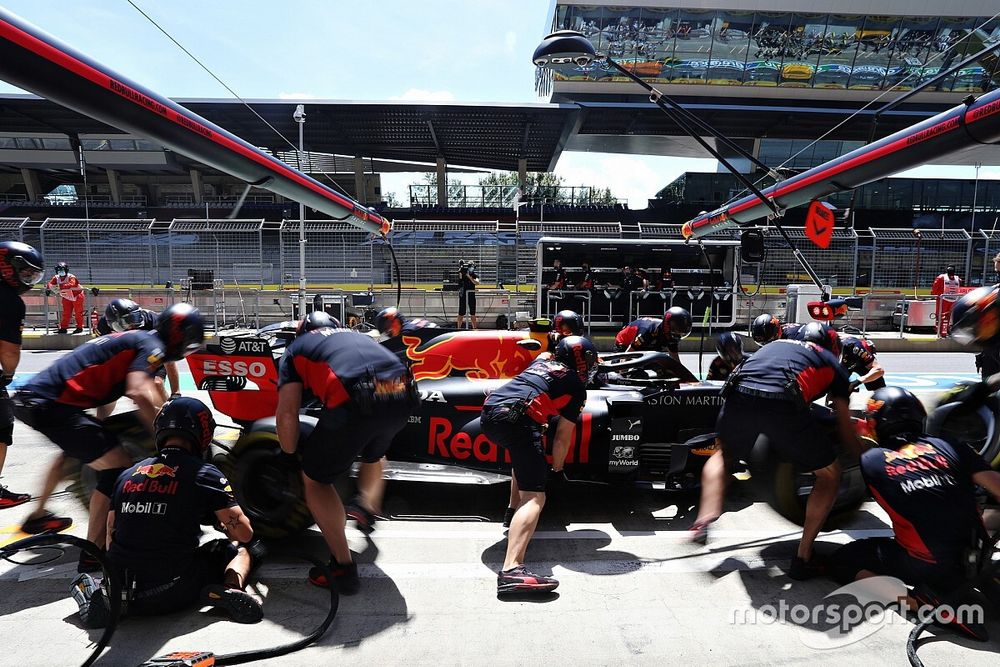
201,359,269,378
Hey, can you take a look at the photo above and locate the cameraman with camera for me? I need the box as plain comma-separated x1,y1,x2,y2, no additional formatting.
457,259,480,329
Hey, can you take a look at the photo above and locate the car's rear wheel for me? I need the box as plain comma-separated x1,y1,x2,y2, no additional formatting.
66,411,155,509
230,431,313,540
927,402,1000,467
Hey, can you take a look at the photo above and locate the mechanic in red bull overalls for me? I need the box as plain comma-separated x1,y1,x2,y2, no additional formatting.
276,314,415,593
374,306,438,339
692,323,864,580
501,309,588,529
707,332,750,381
12,303,204,572
482,336,597,594
839,335,886,391
46,261,85,334
70,396,261,628
0,241,44,510
830,387,1000,641
750,313,803,346
614,306,692,361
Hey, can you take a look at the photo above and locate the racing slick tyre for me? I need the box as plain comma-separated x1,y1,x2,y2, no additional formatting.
229,431,313,540
749,440,867,527
66,410,155,510
926,401,1000,469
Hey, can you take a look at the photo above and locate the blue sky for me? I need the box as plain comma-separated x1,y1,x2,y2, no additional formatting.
0,1,985,207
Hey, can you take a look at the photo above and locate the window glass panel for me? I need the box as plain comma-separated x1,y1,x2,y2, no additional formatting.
820,14,865,89
41,137,71,150
711,10,756,82
669,9,717,85
0,137,16,149
110,139,137,151
82,139,111,150
744,12,788,87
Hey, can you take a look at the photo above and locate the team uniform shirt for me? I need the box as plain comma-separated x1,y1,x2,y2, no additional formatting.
707,353,750,381
401,318,437,334
861,436,988,564
622,272,645,293
780,323,804,340
97,308,158,336
484,357,586,425
459,267,479,294
841,336,878,376
22,330,165,407
0,286,26,345
576,267,594,289
549,266,567,289
109,447,237,580
931,273,962,295
279,328,408,410
47,273,84,301
615,317,679,355
732,338,851,404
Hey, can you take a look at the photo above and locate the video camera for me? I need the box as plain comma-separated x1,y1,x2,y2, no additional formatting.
458,259,475,277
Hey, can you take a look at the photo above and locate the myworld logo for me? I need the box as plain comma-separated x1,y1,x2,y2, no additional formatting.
730,576,984,649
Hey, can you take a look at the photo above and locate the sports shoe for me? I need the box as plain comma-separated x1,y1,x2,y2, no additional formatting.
21,512,73,534
70,573,110,628
56,328,68,334
77,549,104,573
345,496,377,534
200,584,263,624
0,485,30,509
502,506,516,529
687,519,713,545
308,558,360,595
497,565,559,594
912,588,989,642
72,327,83,334
788,555,827,581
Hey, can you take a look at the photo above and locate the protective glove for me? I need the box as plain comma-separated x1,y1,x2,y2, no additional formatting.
547,467,569,490
276,449,301,471
44,287,52,297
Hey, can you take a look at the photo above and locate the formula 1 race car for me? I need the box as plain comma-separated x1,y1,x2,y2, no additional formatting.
186,322,869,540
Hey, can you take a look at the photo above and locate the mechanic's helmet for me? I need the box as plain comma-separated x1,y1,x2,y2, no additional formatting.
375,307,404,336
864,386,926,443
951,286,1000,346
156,303,205,361
55,261,68,276
553,309,585,337
153,396,217,457
662,306,692,339
798,321,842,357
0,241,44,294
841,336,875,364
295,311,341,338
715,332,744,365
105,298,141,332
555,335,600,383
750,313,781,344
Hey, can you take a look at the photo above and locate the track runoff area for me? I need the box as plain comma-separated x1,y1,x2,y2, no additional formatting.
0,349,995,666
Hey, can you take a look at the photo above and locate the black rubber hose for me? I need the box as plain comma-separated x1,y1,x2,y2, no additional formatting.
385,238,402,308
0,534,122,667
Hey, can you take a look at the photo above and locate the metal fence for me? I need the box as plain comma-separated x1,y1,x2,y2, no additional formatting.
515,221,622,287
40,218,154,284
0,217,26,242
387,220,500,286
279,220,376,287
167,219,276,286
980,230,1000,284
869,228,972,290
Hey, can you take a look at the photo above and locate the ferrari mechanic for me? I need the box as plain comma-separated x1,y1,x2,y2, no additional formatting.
276,315,414,593
375,307,438,339
13,303,205,571
613,306,692,360
0,241,44,509
71,396,261,628
482,336,597,594
692,323,864,579
707,332,749,381
832,387,1000,640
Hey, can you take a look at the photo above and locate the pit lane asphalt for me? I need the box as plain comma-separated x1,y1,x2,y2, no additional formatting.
1,350,998,666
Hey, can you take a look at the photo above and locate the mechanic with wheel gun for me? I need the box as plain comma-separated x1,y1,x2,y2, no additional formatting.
70,396,262,628
482,336,597,594
692,322,865,579
750,313,803,346
707,332,750,381
830,386,1000,641
613,306,692,361
374,306,438,339
95,298,181,419
276,313,415,593
0,241,45,510
12,303,205,572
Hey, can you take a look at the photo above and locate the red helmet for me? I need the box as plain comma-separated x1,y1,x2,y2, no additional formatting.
375,307,404,336
553,310,585,337
154,396,217,456
951,286,1000,347
156,303,205,361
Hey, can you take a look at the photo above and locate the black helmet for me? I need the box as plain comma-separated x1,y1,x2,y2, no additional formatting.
750,313,781,344
662,306,692,339
105,298,141,332
156,303,205,361
154,396,217,456
554,335,599,383
55,261,68,275
798,321,842,357
553,309,585,337
715,332,744,365
951,286,1000,347
864,386,926,443
375,307,404,336
296,311,341,337
0,241,44,294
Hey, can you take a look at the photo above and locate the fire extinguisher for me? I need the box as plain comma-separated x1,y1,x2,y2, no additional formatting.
90,307,99,335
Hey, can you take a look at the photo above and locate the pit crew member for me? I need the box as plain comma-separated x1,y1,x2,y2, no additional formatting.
548,258,567,290
692,322,864,579
71,396,261,627
707,331,749,381
750,313,802,345
46,261,85,334
0,241,44,509
831,387,1000,640
482,336,596,594
614,306,692,360
375,307,438,339
276,317,414,593
13,303,204,570
840,335,886,391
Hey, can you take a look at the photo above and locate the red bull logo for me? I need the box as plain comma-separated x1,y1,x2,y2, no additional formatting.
403,331,544,381
883,443,937,464
134,463,178,479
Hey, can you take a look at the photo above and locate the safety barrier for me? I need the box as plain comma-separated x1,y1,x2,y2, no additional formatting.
868,228,972,291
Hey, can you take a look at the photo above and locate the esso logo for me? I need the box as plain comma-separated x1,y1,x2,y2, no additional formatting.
202,359,268,378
